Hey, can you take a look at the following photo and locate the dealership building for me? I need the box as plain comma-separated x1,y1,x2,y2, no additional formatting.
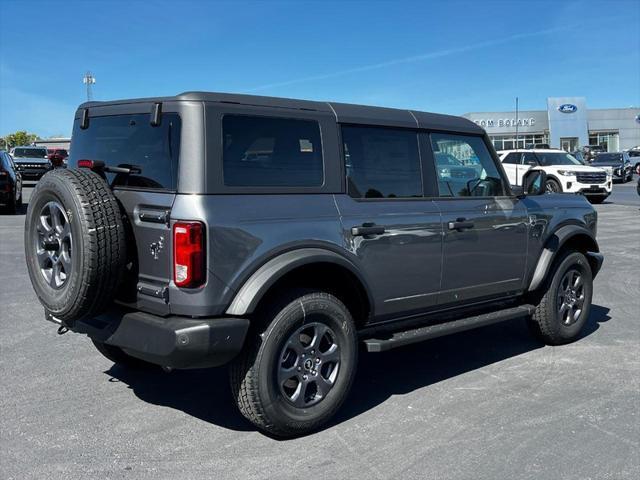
463,97,640,153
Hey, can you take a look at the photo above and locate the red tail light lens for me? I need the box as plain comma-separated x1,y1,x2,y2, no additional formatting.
173,222,205,288
77,159,95,168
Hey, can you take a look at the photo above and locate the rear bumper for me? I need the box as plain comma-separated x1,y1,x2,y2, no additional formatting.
54,307,250,369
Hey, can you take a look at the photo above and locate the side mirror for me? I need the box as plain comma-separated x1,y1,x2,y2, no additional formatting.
522,169,547,196
526,160,537,167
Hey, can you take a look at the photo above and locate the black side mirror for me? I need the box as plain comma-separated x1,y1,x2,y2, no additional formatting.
526,160,537,167
522,169,547,196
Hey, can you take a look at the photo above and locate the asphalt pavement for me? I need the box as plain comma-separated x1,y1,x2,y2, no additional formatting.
1,182,639,480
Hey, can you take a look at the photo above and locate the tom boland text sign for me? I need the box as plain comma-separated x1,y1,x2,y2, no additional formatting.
472,118,536,128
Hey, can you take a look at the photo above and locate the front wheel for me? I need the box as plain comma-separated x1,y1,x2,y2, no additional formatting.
230,291,358,437
528,251,593,345
545,178,562,193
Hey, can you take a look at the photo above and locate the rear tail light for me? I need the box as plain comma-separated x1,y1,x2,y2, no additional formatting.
173,222,205,288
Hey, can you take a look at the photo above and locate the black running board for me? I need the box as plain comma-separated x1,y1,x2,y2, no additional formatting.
363,304,535,353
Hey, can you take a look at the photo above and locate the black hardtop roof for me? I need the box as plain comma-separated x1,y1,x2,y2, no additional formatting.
78,91,483,133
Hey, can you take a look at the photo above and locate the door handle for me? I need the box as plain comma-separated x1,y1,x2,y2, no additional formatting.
448,218,474,231
351,223,386,237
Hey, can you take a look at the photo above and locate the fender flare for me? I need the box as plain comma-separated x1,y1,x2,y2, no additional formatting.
528,224,601,292
225,248,372,316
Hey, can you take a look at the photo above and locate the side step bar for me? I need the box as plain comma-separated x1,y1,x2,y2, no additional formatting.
363,304,535,353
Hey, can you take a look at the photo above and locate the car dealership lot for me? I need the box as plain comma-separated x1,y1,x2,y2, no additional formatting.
1,184,638,480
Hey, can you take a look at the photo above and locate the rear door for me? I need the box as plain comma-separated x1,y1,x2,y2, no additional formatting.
69,110,181,314
334,125,442,321
426,133,528,305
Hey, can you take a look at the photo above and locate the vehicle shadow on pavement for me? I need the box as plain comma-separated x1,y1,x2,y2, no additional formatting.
104,304,610,436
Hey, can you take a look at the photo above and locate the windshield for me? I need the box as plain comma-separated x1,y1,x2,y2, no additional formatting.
535,152,582,166
13,148,48,158
593,153,622,163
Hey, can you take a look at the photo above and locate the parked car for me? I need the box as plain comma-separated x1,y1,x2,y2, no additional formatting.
591,152,634,182
498,148,612,203
47,148,69,168
0,150,23,213
623,145,640,174
10,146,53,180
581,145,606,163
24,92,603,437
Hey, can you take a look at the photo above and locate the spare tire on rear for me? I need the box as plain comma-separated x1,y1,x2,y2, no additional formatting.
24,169,126,327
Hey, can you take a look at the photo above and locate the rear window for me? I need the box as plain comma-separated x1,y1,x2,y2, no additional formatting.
69,113,181,190
222,115,324,187
13,148,48,158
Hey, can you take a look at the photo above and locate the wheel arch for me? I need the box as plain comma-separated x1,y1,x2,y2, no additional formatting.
528,224,602,292
225,248,373,327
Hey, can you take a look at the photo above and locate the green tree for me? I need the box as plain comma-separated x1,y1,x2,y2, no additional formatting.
3,131,40,149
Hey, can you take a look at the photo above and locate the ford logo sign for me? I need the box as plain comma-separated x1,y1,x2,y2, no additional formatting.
558,104,578,113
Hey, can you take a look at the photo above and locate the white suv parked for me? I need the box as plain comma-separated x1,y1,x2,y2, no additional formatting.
498,149,612,204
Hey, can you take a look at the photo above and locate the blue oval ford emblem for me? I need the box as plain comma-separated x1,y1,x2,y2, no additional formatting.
558,104,578,113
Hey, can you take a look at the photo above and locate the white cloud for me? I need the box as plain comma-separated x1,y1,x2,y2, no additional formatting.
247,26,573,93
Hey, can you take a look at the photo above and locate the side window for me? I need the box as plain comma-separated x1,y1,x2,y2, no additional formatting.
430,133,506,197
222,115,323,187
341,125,422,198
522,152,537,166
502,152,521,164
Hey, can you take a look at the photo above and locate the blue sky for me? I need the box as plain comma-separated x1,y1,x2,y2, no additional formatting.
1,0,639,137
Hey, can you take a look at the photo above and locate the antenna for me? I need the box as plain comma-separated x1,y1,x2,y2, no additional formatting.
82,71,96,101
515,96,519,149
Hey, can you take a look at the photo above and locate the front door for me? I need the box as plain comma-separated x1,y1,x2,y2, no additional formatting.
335,125,442,321
427,132,529,305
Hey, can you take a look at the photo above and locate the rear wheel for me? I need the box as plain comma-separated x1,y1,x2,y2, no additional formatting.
545,178,562,193
528,251,593,345
230,291,358,437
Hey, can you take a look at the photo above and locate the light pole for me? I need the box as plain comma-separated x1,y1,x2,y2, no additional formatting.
83,71,96,101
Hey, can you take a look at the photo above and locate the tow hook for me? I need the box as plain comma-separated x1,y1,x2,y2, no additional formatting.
57,325,69,335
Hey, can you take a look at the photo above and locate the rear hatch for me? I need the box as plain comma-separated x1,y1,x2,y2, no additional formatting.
68,110,181,315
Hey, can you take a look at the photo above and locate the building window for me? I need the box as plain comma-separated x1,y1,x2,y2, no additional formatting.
490,133,548,151
589,131,619,152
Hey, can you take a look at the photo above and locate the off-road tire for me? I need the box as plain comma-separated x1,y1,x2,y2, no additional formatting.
528,251,593,345
91,340,157,369
229,291,358,437
24,169,126,327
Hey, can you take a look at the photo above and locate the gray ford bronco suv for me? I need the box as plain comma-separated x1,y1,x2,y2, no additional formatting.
25,92,603,437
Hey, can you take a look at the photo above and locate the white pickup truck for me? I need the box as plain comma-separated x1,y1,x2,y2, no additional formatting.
498,148,612,204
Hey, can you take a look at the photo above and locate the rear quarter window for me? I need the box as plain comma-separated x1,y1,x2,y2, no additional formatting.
222,115,324,187
69,113,181,190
